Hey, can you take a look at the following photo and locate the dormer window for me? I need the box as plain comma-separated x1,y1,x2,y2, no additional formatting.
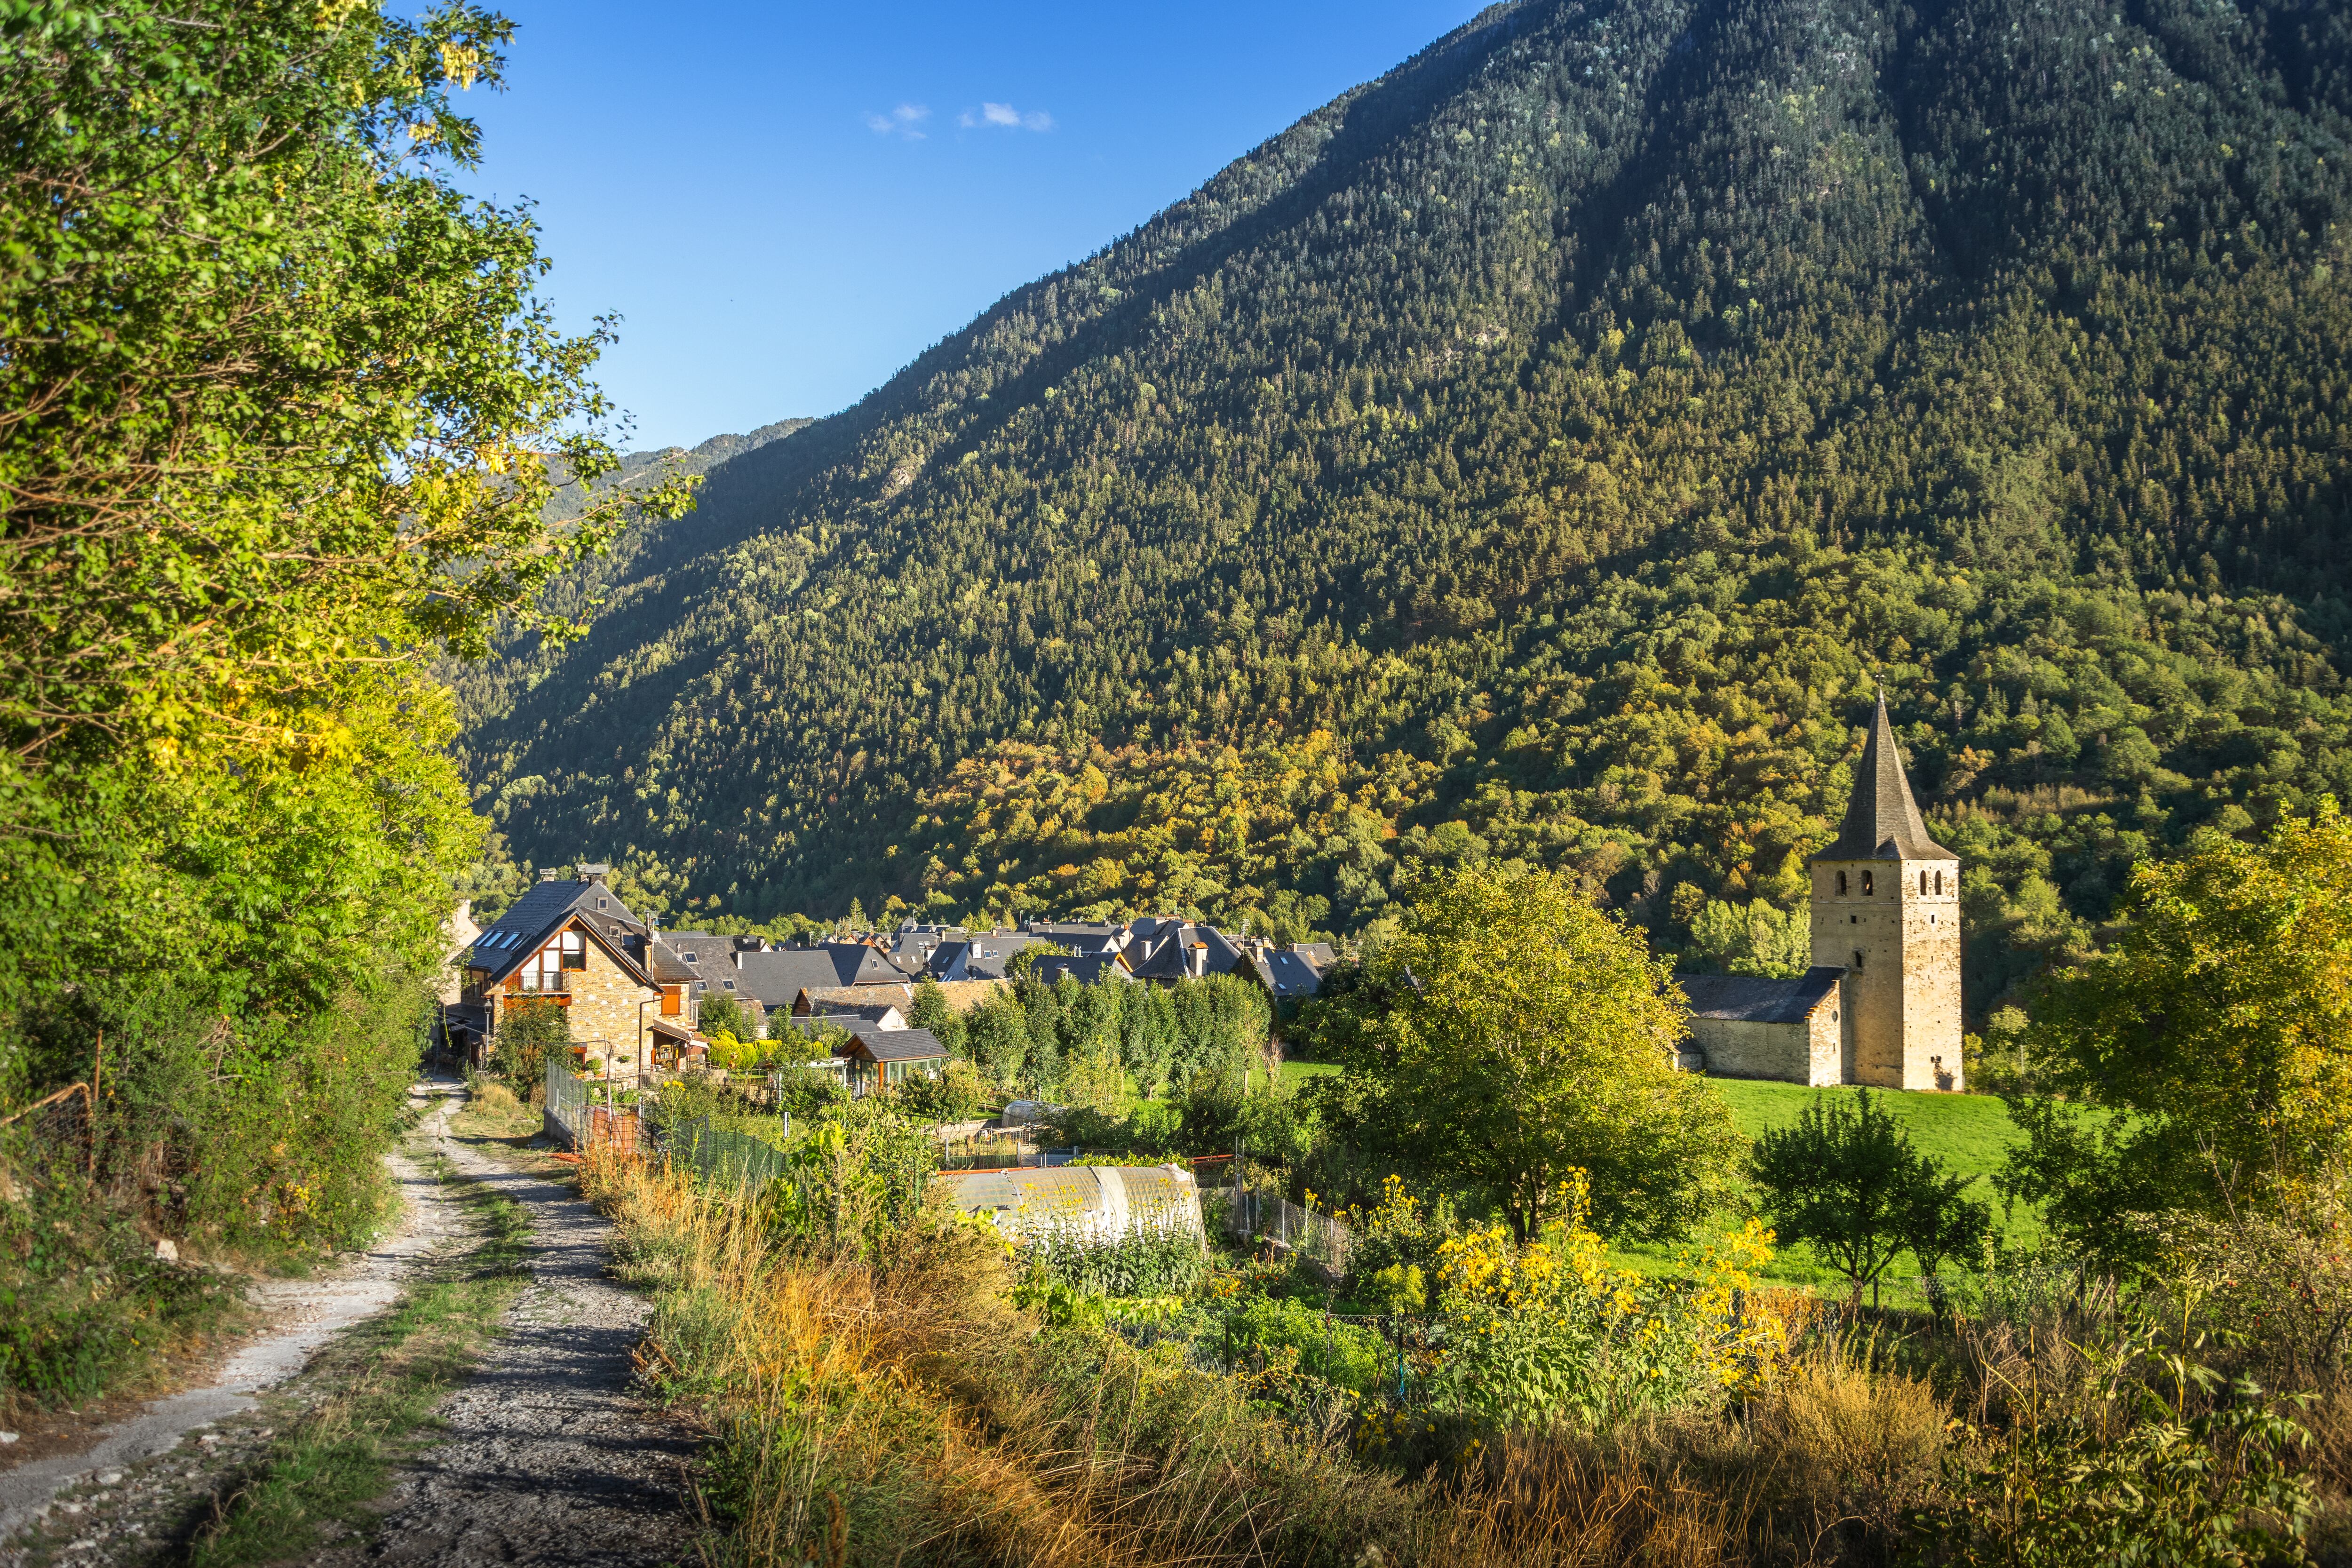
1861,870,1875,896
598,898,610,911
1836,871,1849,896
722,979,736,990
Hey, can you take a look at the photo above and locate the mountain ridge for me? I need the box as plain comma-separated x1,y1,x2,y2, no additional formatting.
453,0,2352,1019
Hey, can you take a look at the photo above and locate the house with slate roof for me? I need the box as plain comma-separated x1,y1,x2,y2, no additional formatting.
1031,952,1135,987
448,866,689,1077
834,1027,948,1095
1679,695,1963,1091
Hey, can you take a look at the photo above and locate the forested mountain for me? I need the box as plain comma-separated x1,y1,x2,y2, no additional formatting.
453,0,2352,1021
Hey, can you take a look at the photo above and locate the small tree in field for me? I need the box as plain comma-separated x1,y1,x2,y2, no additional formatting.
1753,1089,1987,1308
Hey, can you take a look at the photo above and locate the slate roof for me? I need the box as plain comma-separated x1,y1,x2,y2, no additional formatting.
836,1027,947,1063
820,941,919,986
1289,942,1338,968
1813,693,1954,862
1263,950,1325,998
1679,967,1845,1025
1032,953,1133,986
465,876,650,985
804,1001,906,1028
729,949,853,1007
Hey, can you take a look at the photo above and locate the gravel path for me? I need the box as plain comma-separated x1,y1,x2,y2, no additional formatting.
311,1098,700,1568
0,1087,466,1560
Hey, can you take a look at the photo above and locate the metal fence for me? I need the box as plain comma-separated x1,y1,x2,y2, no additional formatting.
1201,1186,1353,1277
544,1059,591,1146
666,1117,794,1194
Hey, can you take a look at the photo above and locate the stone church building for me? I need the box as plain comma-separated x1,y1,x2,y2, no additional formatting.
1680,696,1964,1092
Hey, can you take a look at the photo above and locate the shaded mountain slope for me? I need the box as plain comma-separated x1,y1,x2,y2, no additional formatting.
454,0,2352,1016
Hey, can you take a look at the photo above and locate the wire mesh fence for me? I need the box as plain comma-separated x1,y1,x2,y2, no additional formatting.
1201,1186,1353,1277
543,1059,590,1147
666,1118,793,1193
0,1081,95,1179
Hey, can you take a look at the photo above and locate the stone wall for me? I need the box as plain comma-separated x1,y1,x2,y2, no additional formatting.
1810,858,1961,1091
557,934,661,1072
1688,1016,1811,1083
1691,1002,1844,1087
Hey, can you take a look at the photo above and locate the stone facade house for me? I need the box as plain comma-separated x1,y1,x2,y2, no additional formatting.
448,868,673,1077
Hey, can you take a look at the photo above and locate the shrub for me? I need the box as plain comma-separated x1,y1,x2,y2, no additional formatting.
1427,1170,1784,1430
898,1060,987,1124
1908,1318,2313,1565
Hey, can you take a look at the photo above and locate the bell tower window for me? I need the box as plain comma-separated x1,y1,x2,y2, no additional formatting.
1852,949,1865,970
1861,870,1875,896
1935,869,1944,894
1837,871,1849,896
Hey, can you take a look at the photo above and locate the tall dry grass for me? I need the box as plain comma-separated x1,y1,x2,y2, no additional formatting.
578,1150,1976,1568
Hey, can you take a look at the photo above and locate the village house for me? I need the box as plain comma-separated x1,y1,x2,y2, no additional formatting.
444,866,698,1077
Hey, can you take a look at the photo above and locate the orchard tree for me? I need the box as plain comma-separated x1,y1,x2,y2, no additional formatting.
2005,798,2352,1263
1341,863,1742,1242
1753,1089,1989,1309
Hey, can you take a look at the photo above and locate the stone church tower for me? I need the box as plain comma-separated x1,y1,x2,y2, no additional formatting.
1807,694,1963,1090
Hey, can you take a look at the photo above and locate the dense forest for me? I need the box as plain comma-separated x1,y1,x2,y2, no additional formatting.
450,0,2352,1020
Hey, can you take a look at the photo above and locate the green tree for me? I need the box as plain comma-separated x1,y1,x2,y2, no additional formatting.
696,991,750,1043
1752,1089,1984,1308
1337,864,1742,1243
963,994,1030,1092
906,978,964,1052
0,0,695,794
496,999,571,1092
2003,799,2352,1266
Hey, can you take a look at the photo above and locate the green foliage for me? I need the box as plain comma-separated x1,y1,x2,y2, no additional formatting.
898,1060,989,1124
1686,898,1811,977
1426,1175,1782,1431
1328,863,1745,1242
457,0,2352,1041
1017,1213,1207,1299
1753,1089,1992,1304
494,999,571,1091
763,1100,940,1259
2003,798,2352,1266
1221,1294,1391,1398
767,1060,848,1119
906,979,964,1052
695,991,751,1043
0,0,694,785
1908,1322,2313,1567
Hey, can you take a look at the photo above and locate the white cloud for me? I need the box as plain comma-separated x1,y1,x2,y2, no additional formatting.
960,100,1054,132
866,103,930,140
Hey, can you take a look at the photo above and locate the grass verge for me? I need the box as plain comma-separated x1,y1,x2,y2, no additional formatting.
182,1154,532,1568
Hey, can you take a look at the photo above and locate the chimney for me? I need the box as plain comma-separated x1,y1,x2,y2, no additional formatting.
1189,941,1207,979
577,862,610,883
538,868,559,882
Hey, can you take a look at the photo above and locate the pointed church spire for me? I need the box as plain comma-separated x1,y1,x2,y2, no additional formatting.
1812,691,1953,861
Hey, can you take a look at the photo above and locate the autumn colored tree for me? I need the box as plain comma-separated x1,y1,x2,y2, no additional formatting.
1336,864,1743,1243
2003,798,2352,1264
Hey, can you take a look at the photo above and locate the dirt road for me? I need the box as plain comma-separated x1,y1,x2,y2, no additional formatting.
1,1081,699,1568
320,1099,699,1568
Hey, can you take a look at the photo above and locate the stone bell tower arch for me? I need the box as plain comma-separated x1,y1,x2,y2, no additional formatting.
1808,693,1963,1090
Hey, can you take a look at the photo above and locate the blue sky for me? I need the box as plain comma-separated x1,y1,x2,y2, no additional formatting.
454,0,1488,450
